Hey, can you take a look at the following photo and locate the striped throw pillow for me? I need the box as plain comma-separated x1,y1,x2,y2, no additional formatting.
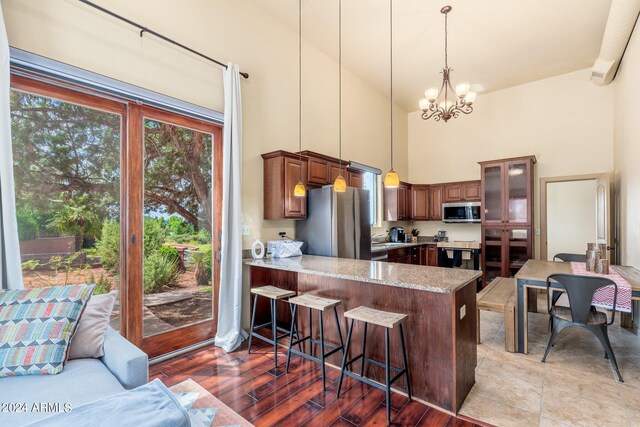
0,284,94,377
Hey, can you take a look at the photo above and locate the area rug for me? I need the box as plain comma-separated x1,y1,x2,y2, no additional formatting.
169,378,253,427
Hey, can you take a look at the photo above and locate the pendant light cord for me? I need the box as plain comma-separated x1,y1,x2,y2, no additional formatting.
338,0,343,170
444,10,448,68
389,0,393,171
298,0,302,168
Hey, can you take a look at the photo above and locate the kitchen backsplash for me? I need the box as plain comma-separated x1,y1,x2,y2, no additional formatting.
378,221,481,242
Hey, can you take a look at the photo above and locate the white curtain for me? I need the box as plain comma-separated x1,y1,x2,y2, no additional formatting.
214,63,246,352
0,3,23,291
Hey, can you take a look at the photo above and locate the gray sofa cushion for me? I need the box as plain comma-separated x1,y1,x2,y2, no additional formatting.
0,358,124,426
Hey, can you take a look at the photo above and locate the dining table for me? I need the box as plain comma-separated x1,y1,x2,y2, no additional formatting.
514,259,640,354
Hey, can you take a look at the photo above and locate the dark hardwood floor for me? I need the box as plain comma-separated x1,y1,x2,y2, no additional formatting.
150,339,488,426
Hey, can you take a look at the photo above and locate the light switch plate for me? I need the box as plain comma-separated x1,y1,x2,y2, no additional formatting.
460,304,466,319
242,225,251,236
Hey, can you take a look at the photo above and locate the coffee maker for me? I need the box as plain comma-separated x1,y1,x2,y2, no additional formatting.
389,226,405,243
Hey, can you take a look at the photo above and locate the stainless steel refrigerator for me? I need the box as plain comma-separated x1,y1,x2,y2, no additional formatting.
295,187,371,260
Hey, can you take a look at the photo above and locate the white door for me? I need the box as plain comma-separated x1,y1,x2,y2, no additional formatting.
596,173,615,263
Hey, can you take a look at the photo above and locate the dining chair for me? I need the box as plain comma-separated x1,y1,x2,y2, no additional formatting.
550,253,588,306
541,274,623,382
553,253,587,263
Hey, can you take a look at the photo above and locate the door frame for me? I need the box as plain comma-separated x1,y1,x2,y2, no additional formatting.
539,173,612,261
132,105,223,358
10,73,223,358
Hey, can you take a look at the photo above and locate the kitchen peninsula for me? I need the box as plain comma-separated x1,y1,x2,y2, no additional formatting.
245,255,481,413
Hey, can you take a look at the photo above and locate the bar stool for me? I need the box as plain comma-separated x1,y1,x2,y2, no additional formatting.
247,285,298,370
285,294,345,390
336,306,411,425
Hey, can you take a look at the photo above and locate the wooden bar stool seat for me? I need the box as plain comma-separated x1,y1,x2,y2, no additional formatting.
285,294,345,391
248,286,298,370
337,306,411,425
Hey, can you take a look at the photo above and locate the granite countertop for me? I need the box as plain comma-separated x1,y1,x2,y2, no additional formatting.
244,255,482,294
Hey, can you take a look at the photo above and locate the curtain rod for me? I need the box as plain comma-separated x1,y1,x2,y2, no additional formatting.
78,0,249,79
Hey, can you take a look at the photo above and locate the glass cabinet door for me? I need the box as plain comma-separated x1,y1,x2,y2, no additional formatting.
483,228,505,284
482,164,504,224
508,228,531,277
506,161,529,224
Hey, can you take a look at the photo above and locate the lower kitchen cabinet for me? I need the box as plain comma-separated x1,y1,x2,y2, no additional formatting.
386,244,437,266
427,245,438,266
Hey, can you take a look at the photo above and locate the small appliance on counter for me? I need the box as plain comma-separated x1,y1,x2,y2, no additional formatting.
435,230,448,242
389,226,405,243
267,240,304,258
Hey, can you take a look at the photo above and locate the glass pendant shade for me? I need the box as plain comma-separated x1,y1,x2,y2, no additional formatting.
465,91,477,104
294,181,306,197
384,169,400,188
425,87,439,101
419,98,429,110
334,174,347,192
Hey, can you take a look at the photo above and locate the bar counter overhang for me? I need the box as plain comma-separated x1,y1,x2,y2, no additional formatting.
244,255,481,413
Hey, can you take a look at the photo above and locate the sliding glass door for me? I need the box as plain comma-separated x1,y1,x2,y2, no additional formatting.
10,75,126,333
134,106,221,356
10,75,222,358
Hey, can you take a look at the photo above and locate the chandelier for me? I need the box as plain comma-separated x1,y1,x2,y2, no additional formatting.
419,6,476,122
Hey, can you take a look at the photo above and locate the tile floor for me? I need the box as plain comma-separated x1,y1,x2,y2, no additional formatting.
459,297,640,427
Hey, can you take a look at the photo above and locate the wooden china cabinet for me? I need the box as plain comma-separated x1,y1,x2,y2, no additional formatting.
479,156,536,286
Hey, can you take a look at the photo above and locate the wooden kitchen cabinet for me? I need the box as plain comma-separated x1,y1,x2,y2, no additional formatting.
329,162,346,183
429,185,443,221
479,156,536,286
347,168,364,188
384,181,412,221
427,245,439,266
411,185,430,220
307,157,329,185
297,150,346,186
444,181,481,203
464,181,481,201
479,157,535,226
444,184,463,202
262,150,308,220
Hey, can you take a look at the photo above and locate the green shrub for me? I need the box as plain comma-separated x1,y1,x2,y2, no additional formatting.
158,245,180,262
143,218,166,256
87,272,113,295
143,252,178,294
16,206,40,240
204,248,213,280
166,216,194,237
96,220,120,272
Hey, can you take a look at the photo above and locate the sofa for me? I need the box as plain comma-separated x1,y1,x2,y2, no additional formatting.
0,326,148,426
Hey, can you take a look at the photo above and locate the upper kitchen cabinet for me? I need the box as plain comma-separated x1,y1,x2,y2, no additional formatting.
411,185,430,220
262,150,308,220
298,150,344,186
347,168,364,188
443,181,481,202
384,181,411,221
429,185,443,221
479,156,536,226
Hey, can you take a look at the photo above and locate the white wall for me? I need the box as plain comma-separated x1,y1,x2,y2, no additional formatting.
2,0,409,251
406,69,615,256
614,24,640,269
546,180,596,260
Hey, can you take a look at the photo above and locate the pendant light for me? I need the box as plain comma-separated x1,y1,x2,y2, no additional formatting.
293,0,306,197
384,0,400,188
333,0,347,193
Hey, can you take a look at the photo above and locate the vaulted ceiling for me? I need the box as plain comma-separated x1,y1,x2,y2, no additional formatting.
249,0,612,111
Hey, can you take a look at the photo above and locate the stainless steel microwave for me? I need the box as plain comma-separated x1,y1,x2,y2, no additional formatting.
442,202,481,223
